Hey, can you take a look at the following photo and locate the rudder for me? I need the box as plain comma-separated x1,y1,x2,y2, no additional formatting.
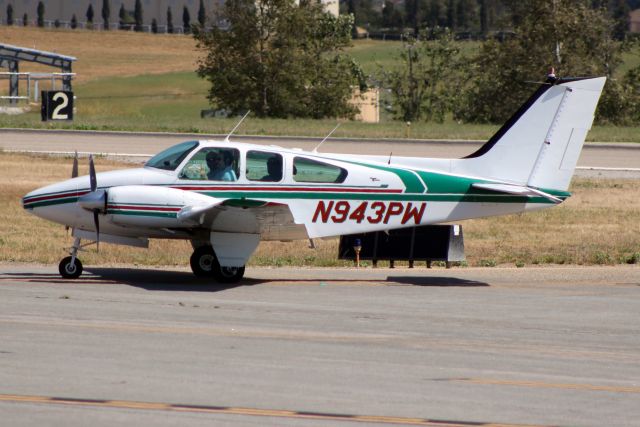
526,77,606,191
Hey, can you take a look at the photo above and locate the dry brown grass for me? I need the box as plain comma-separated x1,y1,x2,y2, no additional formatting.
0,26,198,83
1,153,638,268
463,180,640,265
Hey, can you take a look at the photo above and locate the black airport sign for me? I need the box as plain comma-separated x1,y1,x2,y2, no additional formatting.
41,91,74,121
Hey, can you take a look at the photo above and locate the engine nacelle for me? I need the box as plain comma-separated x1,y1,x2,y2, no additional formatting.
106,185,217,228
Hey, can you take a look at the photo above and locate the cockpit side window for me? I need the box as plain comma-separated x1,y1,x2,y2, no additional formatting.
246,151,283,182
145,140,199,171
179,147,240,181
293,157,347,183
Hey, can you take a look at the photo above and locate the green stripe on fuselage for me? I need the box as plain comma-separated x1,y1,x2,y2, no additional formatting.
343,161,427,193
24,197,78,209
199,191,557,204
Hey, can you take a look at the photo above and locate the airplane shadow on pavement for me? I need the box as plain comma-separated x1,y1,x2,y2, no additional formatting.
1,268,489,291
83,268,489,290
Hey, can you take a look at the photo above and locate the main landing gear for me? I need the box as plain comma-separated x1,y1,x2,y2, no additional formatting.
190,245,245,283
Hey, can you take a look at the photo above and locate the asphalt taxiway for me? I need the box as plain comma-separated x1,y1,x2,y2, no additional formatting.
0,264,638,426
2,129,640,177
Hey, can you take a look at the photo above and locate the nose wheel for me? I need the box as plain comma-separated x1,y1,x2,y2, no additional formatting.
190,245,245,283
59,256,83,279
58,236,84,279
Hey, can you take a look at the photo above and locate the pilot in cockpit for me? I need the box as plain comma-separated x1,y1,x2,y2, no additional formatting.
206,150,237,181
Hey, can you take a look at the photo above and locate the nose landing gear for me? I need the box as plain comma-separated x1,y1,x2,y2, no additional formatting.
58,237,85,279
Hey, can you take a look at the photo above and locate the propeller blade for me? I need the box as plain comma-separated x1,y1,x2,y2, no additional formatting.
93,210,100,251
72,151,78,178
89,154,97,192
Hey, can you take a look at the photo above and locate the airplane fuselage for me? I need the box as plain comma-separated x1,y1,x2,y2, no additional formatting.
23,140,563,243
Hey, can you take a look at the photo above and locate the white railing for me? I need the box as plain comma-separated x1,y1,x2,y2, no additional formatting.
0,72,75,103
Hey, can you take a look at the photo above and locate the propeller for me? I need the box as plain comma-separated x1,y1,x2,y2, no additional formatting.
66,151,79,234
72,150,78,178
77,154,107,250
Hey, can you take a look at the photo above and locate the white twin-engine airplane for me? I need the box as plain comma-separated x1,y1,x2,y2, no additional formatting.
23,76,606,282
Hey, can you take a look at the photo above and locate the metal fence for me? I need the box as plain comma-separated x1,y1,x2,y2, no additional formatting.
0,72,75,104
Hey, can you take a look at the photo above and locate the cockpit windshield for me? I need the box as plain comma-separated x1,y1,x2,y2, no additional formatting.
145,141,199,171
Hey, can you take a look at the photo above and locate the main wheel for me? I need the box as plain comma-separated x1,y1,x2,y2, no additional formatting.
213,265,245,284
58,256,83,279
190,246,217,277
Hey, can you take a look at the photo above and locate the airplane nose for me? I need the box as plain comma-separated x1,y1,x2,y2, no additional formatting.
22,179,84,228
22,187,47,211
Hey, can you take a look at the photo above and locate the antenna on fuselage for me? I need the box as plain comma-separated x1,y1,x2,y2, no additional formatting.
388,152,393,165
224,110,251,143
312,123,340,153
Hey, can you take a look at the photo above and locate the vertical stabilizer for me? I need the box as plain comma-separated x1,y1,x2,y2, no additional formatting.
455,77,606,190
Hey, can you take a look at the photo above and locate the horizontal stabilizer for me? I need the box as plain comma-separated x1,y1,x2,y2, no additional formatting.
472,183,563,204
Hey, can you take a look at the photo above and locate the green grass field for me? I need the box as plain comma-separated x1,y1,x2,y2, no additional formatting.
0,31,639,142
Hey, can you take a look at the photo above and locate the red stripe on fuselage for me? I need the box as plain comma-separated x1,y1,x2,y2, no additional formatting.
171,186,402,193
107,205,181,212
24,190,90,204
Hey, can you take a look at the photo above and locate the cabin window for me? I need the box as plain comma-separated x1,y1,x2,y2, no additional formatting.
246,151,283,182
293,157,347,183
146,140,198,171
179,148,240,181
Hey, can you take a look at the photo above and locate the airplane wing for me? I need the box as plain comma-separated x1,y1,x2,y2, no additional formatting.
177,198,307,241
471,183,564,204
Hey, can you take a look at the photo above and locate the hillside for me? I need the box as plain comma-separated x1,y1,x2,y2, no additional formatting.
0,26,199,82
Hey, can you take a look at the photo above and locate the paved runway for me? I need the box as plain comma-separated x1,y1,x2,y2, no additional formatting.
2,129,640,175
1,264,638,426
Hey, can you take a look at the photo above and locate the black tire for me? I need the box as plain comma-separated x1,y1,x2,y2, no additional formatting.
190,246,217,277
213,265,245,284
58,256,83,279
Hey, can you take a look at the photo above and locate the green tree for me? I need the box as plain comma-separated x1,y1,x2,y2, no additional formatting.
22,13,28,26
198,0,206,26
183,6,191,34
405,0,421,35
382,29,461,122
456,0,629,124
382,0,404,29
456,0,479,32
134,0,143,31
7,4,14,26
36,1,44,27
447,0,457,29
102,0,110,30
119,4,126,28
424,0,447,28
151,18,158,33
167,7,174,33
479,0,488,34
194,0,362,119
86,4,94,24
71,13,77,29
610,0,630,40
